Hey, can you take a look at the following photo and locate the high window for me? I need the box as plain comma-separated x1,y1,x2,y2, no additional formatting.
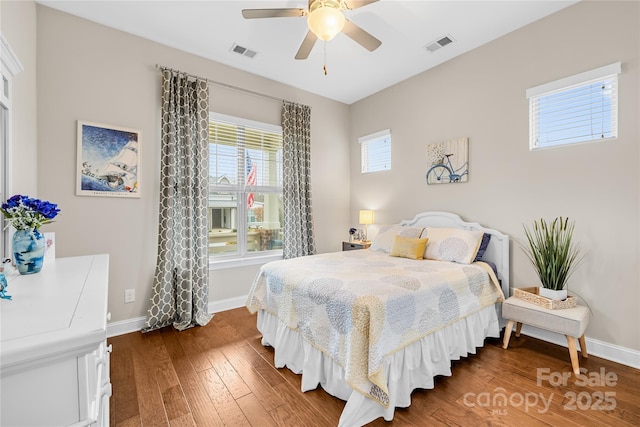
527,62,620,150
360,129,391,173
208,113,283,263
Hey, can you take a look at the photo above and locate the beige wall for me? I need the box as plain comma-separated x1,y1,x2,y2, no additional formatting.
32,5,351,322
1,0,38,196
5,1,638,354
350,1,639,351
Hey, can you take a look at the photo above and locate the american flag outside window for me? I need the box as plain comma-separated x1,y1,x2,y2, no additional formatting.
246,153,257,208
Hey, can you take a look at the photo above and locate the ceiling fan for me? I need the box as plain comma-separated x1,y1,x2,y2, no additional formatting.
242,0,381,60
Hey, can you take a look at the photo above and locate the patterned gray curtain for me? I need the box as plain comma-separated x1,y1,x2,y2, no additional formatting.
282,101,316,259
144,69,212,332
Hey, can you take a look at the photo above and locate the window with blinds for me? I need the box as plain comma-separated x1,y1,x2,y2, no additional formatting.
360,129,391,173
208,113,283,260
527,62,620,150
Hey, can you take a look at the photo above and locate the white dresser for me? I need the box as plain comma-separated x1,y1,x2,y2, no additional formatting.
0,254,111,426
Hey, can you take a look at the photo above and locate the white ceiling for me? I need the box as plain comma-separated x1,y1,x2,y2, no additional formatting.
36,0,578,104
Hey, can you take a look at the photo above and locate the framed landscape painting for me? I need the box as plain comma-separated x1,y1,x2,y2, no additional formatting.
76,121,141,198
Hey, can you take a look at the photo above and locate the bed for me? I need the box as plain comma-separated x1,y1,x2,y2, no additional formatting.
246,211,510,426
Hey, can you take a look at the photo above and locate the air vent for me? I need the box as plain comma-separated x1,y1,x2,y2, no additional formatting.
425,35,454,53
230,43,258,59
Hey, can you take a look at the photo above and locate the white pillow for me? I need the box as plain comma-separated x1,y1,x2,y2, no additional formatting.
369,225,424,253
421,227,484,264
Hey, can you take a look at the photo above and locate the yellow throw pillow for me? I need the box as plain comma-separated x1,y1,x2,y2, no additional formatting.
369,225,424,253
390,235,429,260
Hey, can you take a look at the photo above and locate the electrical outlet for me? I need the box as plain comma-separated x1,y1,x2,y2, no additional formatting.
124,289,135,303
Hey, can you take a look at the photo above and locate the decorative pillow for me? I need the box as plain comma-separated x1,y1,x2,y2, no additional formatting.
473,233,492,262
390,236,429,260
420,227,485,264
369,225,424,253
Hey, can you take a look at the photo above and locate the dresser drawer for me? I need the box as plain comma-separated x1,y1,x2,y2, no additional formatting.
1,358,80,426
342,241,371,251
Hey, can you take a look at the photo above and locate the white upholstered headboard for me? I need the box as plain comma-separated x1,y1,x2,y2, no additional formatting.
399,211,510,298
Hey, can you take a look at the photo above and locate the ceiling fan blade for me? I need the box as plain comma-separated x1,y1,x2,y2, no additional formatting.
242,8,306,19
344,0,379,10
342,20,381,52
295,31,318,60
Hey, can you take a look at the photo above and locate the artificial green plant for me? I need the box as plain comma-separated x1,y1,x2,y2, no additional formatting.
522,217,584,291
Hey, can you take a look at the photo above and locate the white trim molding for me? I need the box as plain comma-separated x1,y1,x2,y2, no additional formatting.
0,34,23,260
106,316,147,338
526,62,621,98
106,295,249,338
0,34,25,77
520,325,640,370
208,295,248,313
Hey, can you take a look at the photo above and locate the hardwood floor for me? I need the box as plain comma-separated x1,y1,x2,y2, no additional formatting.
108,308,639,426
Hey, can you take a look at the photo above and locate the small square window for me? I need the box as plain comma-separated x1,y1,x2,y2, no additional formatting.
527,62,620,150
360,129,391,174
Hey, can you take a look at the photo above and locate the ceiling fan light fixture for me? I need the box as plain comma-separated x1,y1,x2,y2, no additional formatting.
307,0,346,41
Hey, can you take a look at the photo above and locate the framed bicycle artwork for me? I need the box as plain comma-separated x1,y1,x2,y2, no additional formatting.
425,137,469,185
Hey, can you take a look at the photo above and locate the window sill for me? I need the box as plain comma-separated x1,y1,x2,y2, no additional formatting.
208,253,283,270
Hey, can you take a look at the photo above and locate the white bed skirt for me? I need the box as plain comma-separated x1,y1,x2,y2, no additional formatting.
256,305,501,427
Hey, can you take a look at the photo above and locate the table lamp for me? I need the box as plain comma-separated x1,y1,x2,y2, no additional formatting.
359,210,374,242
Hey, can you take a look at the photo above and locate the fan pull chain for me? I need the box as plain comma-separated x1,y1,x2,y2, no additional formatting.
323,41,328,75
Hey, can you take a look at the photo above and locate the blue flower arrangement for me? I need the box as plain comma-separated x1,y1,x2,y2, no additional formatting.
1,195,60,231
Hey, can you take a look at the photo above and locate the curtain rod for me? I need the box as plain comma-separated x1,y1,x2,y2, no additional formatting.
156,64,285,104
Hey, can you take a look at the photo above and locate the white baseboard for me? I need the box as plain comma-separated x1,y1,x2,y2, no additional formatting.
107,316,147,338
106,295,249,338
208,295,248,313
520,325,640,370
106,298,640,371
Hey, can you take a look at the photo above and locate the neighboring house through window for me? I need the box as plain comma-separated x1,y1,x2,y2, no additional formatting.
208,113,283,265
527,62,620,150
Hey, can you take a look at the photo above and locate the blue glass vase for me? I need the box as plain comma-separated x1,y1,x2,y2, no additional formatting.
13,229,45,275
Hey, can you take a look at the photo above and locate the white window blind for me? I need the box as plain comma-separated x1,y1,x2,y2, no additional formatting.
527,62,620,150
208,113,283,261
360,129,391,174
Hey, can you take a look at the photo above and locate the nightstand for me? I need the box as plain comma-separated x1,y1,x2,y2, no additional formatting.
342,241,371,251
502,296,590,375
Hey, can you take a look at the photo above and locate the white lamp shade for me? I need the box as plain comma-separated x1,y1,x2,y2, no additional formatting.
359,210,374,225
307,6,345,41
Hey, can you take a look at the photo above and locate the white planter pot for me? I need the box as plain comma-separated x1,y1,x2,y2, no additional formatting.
539,287,568,301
